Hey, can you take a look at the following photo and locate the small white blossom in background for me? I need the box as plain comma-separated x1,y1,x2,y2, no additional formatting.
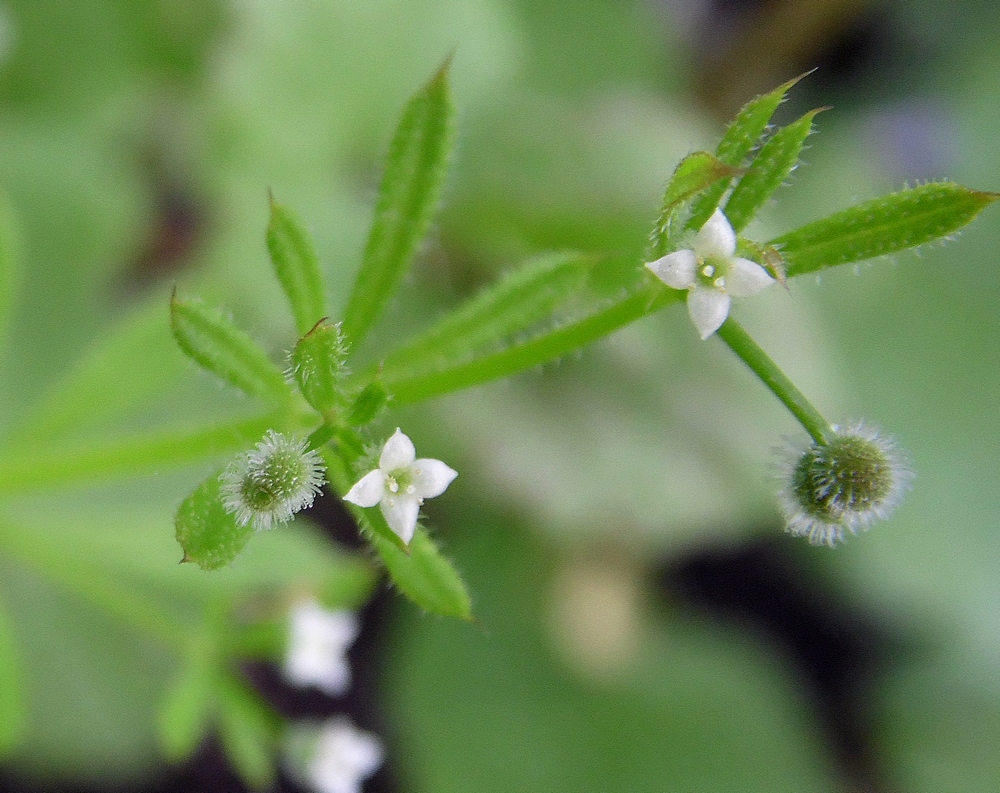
645,208,774,339
284,600,359,696
286,717,384,793
220,430,325,530
775,421,913,546
343,428,457,544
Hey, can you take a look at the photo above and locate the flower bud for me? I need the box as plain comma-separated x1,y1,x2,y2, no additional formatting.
776,422,912,546
220,430,326,530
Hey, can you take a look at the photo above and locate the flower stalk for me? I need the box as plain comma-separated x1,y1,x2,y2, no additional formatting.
715,318,832,445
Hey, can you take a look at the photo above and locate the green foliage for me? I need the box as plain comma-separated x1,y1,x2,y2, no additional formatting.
687,73,806,230
175,471,255,571
647,152,740,260
384,282,678,403
290,319,348,416
170,294,291,404
370,528,473,620
378,251,595,383
346,381,389,427
266,195,327,336
157,643,216,762
341,58,457,348
724,108,825,233
217,674,278,790
771,183,1000,277
7,299,186,446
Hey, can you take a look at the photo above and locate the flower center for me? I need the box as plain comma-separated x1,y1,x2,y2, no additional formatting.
698,257,728,289
386,469,417,497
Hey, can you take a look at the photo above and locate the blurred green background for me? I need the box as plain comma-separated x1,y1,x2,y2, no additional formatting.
0,0,998,791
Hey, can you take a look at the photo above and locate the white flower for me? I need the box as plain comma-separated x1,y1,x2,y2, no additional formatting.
645,208,775,339
287,717,384,793
284,600,359,696
343,428,457,544
775,422,913,547
220,430,326,530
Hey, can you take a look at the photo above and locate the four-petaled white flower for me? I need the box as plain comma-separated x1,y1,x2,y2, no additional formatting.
645,208,775,339
343,428,457,544
289,717,384,793
284,600,359,696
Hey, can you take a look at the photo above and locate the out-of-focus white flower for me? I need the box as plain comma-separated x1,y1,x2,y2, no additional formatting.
220,430,325,530
343,428,457,544
284,600,359,696
775,421,913,546
645,208,774,339
288,717,384,793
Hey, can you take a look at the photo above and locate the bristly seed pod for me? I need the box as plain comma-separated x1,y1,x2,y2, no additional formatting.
776,421,912,546
220,430,326,530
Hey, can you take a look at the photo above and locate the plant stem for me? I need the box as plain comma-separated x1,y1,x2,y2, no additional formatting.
716,318,832,445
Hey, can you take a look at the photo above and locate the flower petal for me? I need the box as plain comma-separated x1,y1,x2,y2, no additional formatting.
410,458,458,499
379,428,416,470
726,257,775,297
687,286,731,340
645,249,697,290
380,494,421,544
343,470,385,508
694,208,737,260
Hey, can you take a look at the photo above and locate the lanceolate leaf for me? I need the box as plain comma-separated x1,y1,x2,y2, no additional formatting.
0,413,279,495
157,641,216,762
379,252,594,382
171,294,291,403
771,182,1000,277
688,73,806,230
9,299,186,446
383,281,679,404
341,59,456,349
647,152,740,260
370,527,472,620
266,195,327,335
217,674,278,790
176,470,255,571
724,107,826,233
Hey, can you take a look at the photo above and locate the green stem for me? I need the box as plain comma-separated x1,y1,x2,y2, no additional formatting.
716,318,832,445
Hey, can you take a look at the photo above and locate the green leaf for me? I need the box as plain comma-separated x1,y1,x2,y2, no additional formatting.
176,470,255,571
171,292,291,403
341,58,456,348
266,194,327,335
647,152,741,260
379,252,595,382
0,593,25,757
724,107,826,233
371,527,472,620
157,642,216,762
770,182,1000,277
347,381,389,426
688,73,806,230
9,297,186,445
290,319,348,416
0,413,280,495
383,282,679,404
217,674,277,790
